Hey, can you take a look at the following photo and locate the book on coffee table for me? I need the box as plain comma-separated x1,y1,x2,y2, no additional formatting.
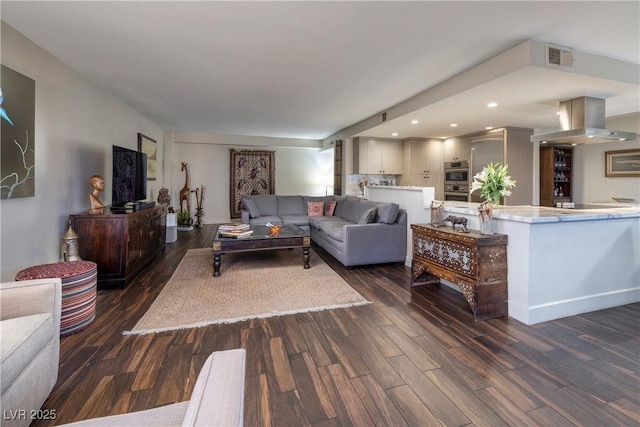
218,223,250,231
219,229,253,239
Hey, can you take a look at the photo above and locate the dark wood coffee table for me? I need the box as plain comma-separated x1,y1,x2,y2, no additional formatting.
212,224,311,277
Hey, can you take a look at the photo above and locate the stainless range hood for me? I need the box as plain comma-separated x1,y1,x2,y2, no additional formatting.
531,97,636,145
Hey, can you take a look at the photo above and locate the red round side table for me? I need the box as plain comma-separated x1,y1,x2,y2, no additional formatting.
16,261,97,337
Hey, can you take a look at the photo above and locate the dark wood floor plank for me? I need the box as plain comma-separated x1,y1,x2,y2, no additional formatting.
380,324,440,371
474,387,542,426
280,315,310,356
607,397,640,423
413,335,491,392
387,355,470,426
130,335,174,391
299,320,337,367
323,332,371,379
269,336,297,393
348,334,405,389
353,310,404,358
526,405,575,426
29,225,640,427
425,368,509,427
244,373,271,427
543,385,638,426
385,385,444,427
350,375,409,426
319,364,374,426
288,352,337,424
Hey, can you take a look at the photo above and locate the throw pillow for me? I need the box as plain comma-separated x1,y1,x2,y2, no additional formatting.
358,207,378,224
375,203,400,224
307,201,325,217
242,199,261,219
325,200,337,216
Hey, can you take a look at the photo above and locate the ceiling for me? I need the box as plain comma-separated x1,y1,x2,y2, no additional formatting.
2,1,639,141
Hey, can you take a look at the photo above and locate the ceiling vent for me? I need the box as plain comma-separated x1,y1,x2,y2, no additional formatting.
377,111,388,124
546,43,574,71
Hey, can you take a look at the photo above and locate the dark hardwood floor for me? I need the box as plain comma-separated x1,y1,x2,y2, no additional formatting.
37,225,639,426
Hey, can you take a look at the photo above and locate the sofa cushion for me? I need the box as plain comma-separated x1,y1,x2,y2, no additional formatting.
325,201,337,216
349,199,379,224
358,207,378,224
335,196,360,221
375,202,400,224
280,215,311,227
308,215,343,230
242,199,260,218
246,216,282,226
277,196,305,215
306,202,324,217
243,195,277,216
312,217,351,235
1,313,54,394
327,226,345,242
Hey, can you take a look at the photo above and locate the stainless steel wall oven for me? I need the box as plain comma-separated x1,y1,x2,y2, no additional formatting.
444,161,470,201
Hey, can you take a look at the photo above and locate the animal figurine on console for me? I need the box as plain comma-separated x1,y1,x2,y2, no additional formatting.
444,215,468,232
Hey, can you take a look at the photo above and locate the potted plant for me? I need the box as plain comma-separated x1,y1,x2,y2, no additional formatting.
470,162,516,206
470,162,516,235
177,210,192,227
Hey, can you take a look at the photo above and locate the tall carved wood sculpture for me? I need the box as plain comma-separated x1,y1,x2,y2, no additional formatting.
179,162,190,214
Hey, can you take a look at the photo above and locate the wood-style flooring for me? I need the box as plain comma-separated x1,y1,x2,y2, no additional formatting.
36,225,639,426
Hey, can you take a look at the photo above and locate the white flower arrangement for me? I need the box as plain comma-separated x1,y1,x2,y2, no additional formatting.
470,162,516,205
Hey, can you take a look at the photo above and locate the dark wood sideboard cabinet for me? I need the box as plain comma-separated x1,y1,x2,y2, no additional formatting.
411,224,508,321
70,205,167,288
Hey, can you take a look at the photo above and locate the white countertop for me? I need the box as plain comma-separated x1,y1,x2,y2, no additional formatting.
366,185,425,191
438,201,640,223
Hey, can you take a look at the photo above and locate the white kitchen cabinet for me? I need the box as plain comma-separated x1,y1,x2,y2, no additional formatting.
353,138,403,174
403,138,443,199
443,137,471,162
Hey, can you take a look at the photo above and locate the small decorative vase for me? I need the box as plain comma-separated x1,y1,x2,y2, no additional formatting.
478,201,494,235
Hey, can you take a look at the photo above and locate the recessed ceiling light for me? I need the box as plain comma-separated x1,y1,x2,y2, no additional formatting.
392,132,398,136
571,143,578,146
411,120,419,124
485,126,493,130
487,102,498,108
450,123,458,127
541,141,548,144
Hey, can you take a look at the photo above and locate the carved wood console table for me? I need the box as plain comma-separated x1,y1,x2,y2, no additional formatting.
411,224,508,321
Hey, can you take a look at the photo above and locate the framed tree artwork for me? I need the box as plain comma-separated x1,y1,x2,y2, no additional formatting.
1,65,36,199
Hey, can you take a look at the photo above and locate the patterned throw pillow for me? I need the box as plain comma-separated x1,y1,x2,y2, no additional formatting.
307,201,325,217
325,200,337,216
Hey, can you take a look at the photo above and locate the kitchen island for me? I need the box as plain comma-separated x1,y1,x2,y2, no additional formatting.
365,185,434,266
438,201,640,324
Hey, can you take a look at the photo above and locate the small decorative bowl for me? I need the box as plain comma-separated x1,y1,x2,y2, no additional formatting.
268,224,281,236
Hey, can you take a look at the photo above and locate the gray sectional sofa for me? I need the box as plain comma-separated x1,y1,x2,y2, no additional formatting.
240,194,407,267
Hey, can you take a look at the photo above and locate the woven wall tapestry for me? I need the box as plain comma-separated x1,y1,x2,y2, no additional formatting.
229,149,275,218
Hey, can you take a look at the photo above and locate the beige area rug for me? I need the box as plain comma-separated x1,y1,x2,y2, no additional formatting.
124,248,370,335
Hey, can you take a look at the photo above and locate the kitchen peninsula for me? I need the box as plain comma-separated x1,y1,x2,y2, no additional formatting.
438,201,640,325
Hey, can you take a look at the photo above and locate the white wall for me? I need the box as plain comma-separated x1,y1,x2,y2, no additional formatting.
0,23,164,281
573,138,640,203
163,132,330,223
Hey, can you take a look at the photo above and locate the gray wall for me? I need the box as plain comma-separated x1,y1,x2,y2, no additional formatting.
0,23,165,281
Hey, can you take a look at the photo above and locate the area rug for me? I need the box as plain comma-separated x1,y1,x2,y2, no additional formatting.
124,248,370,335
